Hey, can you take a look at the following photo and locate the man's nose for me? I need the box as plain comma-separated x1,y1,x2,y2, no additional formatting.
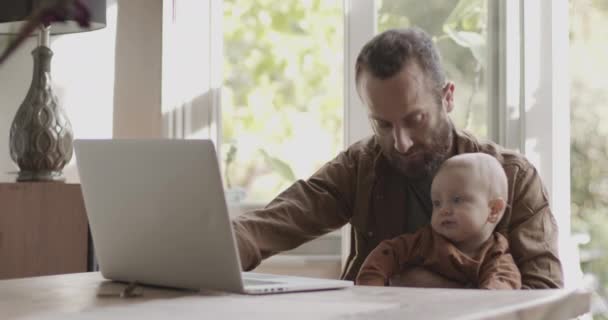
393,127,413,154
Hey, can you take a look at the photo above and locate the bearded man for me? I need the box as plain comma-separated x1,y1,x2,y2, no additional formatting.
232,27,563,289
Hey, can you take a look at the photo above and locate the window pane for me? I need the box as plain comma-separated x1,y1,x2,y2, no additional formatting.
570,0,608,315
222,1,343,204
377,0,488,138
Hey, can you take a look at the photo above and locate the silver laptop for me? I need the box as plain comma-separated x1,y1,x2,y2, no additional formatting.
74,139,352,294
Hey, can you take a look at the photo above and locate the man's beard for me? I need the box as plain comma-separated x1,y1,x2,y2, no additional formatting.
382,119,453,179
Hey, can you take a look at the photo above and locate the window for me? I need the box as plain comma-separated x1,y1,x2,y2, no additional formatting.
570,0,608,316
377,0,489,138
219,0,498,270
221,0,344,205
195,0,571,281
221,0,493,206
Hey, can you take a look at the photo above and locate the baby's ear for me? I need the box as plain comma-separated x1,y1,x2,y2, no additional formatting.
487,198,506,223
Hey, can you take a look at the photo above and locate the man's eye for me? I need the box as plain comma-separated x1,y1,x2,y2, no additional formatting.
432,200,441,207
409,113,426,126
452,196,462,204
375,120,391,129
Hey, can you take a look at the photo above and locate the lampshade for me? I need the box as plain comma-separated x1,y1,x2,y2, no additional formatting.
0,0,106,35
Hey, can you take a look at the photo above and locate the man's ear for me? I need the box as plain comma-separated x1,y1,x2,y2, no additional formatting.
487,198,506,223
442,81,455,113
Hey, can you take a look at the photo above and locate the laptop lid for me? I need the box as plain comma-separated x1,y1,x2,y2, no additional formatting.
74,139,245,292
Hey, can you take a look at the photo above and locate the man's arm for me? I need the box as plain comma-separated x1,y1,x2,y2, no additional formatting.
508,164,564,289
232,150,357,271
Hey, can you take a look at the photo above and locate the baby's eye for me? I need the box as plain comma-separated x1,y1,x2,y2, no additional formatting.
452,196,462,204
432,200,441,207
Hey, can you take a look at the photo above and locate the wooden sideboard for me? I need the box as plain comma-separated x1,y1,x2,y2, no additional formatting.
0,182,89,279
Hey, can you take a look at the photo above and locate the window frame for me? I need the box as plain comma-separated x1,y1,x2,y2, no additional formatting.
342,0,376,266
485,0,575,286
517,0,575,287
163,0,573,280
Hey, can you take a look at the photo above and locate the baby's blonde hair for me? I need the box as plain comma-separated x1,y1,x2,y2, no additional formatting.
438,152,508,203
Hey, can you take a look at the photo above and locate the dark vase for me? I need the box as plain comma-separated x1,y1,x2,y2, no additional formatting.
9,45,73,182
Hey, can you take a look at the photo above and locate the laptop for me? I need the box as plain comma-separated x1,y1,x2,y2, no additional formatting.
74,139,353,294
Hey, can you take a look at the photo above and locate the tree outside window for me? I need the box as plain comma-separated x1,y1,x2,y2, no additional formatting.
570,1,608,318
222,0,343,204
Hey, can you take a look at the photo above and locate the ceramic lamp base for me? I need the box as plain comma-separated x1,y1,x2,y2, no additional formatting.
9,26,73,182
16,170,66,182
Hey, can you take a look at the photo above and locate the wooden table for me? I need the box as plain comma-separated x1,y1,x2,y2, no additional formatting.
0,272,590,320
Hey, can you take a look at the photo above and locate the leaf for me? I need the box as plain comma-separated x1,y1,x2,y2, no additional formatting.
445,31,486,68
259,149,296,182
443,0,482,30
226,144,237,165
442,0,486,68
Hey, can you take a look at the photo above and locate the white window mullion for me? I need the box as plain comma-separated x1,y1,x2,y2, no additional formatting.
519,0,576,287
486,0,503,145
210,0,222,152
488,0,522,150
344,0,375,147
548,0,574,288
548,0,571,241
342,0,375,267
161,0,217,144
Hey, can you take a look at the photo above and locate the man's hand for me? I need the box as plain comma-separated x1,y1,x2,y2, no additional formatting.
389,267,469,288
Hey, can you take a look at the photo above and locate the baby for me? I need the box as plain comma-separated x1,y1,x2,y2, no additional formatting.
356,152,521,289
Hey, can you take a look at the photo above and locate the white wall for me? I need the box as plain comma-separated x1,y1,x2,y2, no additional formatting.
113,0,163,139
0,35,37,178
0,0,163,182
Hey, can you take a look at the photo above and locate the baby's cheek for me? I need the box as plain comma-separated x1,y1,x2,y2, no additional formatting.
457,218,476,233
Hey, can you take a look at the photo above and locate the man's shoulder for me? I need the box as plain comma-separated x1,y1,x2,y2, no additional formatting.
457,130,533,173
343,135,381,161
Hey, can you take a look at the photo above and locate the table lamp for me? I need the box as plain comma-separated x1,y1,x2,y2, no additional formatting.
0,0,106,181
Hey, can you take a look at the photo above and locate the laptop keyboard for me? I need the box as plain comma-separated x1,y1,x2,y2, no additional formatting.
244,273,286,280
243,279,283,286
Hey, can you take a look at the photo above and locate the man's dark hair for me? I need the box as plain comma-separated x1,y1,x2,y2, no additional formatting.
355,27,446,93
